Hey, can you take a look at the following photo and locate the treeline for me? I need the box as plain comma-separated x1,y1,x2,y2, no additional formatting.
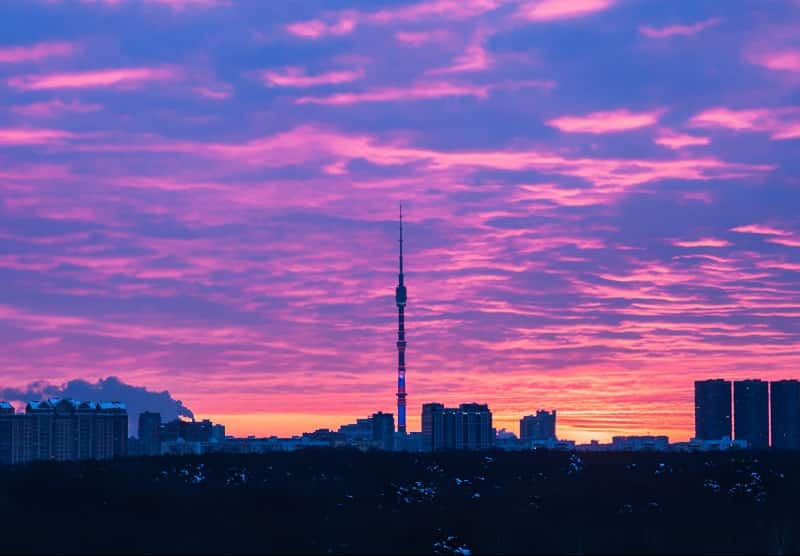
1,449,799,554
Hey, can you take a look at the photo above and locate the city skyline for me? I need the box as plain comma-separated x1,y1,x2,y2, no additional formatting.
1,1,800,443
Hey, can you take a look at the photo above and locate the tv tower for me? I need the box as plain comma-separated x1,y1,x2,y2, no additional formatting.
395,205,408,434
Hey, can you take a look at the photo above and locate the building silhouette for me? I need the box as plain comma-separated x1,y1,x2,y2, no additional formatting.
694,379,732,440
372,412,395,450
520,410,556,442
421,402,493,451
160,418,222,444
395,206,408,435
422,403,445,451
338,412,395,450
771,380,800,450
734,379,769,449
611,435,669,451
0,399,127,464
138,411,162,456
0,402,14,465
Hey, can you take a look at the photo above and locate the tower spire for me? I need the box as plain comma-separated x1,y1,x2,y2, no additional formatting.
399,204,404,279
395,204,408,435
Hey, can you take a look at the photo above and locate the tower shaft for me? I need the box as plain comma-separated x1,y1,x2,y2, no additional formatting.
395,206,407,434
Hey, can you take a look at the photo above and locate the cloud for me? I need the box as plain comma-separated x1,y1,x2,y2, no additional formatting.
8,67,175,91
80,0,228,9
654,132,710,149
767,237,800,247
690,107,800,140
285,15,358,39
294,81,491,104
11,99,102,118
0,127,77,145
426,33,492,75
286,0,501,39
730,224,791,236
747,49,800,73
672,238,731,248
517,0,614,22
0,376,194,436
547,109,662,133
262,67,365,88
395,29,455,46
639,18,721,39
192,84,233,99
0,41,76,63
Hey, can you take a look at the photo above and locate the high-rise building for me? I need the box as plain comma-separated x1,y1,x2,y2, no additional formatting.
771,380,800,450
138,411,162,456
520,410,557,442
0,402,15,465
395,206,408,435
458,403,493,450
694,379,732,440
421,402,493,451
371,412,395,451
0,399,127,464
734,379,769,449
422,403,445,451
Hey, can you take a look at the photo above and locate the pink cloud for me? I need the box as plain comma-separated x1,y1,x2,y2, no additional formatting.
116,124,771,189
730,224,790,236
654,132,710,149
395,29,454,46
0,128,76,145
518,0,614,22
11,99,102,118
426,33,492,75
285,15,357,39
294,81,490,105
367,0,501,24
772,122,800,140
547,109,662,134
193,85,233,100
0,41,76,63
8,67,175,90
263,67,365,88
672,238,731,248
768,237,800,248
748,49,800,73
639,17,721,39
80,0,227,9
690,106,800,140
286,1,500,40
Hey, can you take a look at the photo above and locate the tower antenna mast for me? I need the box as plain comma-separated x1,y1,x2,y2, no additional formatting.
395,204,408,434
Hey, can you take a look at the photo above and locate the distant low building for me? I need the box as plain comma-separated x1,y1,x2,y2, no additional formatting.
520,410,556,443
685,437,748,452
611,436,669,452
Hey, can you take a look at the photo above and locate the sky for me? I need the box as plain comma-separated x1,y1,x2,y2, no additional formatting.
1,0,799,443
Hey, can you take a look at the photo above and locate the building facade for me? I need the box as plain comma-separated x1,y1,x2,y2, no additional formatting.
771,380,800,450
694,379,732,440
138,411,162,456
733,379,769,449
0,399,128,465
371,412,395,451
520,410,557,442
421,402,493,451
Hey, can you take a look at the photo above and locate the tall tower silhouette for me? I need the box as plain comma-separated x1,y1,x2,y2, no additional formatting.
395,205,408,434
